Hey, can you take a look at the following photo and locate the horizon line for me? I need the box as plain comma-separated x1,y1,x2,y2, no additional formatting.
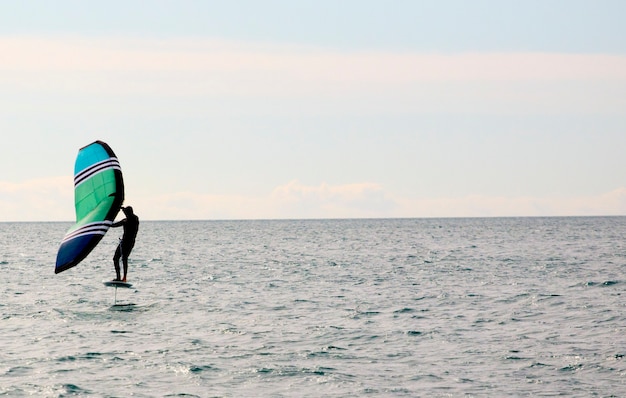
2,214,624,223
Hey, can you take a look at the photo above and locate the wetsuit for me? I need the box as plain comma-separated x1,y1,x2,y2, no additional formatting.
112,210,139,281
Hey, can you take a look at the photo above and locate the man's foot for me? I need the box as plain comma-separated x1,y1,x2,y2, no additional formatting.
121,277,127,282
113,278,122,281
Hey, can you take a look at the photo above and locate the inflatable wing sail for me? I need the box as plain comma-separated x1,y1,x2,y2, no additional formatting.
55,141,124,274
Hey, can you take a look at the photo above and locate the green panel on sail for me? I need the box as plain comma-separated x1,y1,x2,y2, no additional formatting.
55,141,124,274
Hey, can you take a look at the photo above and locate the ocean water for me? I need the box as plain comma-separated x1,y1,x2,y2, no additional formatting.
0,217,624,397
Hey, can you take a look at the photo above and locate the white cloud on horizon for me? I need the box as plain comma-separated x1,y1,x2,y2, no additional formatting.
132,180,394,220
396,188,626,218
134,181,626,221
0,176,73,222
2,177,626,222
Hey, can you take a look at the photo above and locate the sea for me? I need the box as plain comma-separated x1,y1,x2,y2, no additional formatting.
0,217,624,397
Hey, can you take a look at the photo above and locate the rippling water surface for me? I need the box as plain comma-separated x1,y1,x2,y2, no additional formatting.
0,217,624,397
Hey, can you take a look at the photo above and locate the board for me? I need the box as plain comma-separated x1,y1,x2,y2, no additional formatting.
110,303,137,311
103,280,133,288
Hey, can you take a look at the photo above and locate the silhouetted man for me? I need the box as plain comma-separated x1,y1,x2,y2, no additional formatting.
112,206,139,281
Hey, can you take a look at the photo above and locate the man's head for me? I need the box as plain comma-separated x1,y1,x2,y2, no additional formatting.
122,206,134,216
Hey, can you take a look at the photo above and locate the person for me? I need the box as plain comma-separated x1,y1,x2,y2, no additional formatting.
111,206,139,282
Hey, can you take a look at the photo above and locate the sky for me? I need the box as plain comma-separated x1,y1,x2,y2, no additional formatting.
1,0,626,221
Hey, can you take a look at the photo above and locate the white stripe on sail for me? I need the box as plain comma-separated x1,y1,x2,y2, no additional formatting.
61,221,113,243
74,158,121,187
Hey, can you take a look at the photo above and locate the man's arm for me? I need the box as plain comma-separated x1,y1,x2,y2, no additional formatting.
112,219,126,228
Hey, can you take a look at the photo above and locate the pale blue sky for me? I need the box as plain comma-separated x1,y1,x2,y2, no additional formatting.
2,1,625,52
1,1,625,220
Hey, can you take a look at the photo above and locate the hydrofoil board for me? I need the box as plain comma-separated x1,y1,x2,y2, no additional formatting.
103,280,133,288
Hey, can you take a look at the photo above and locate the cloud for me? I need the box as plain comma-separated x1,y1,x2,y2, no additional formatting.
1,35,623,120
395,188,626,218
1,36,625,100
0,35,622,126
134,180,396,220
269,180,395,218
0,176,73,221
3,37,626,79
2,177,626,221
129,182,626,221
